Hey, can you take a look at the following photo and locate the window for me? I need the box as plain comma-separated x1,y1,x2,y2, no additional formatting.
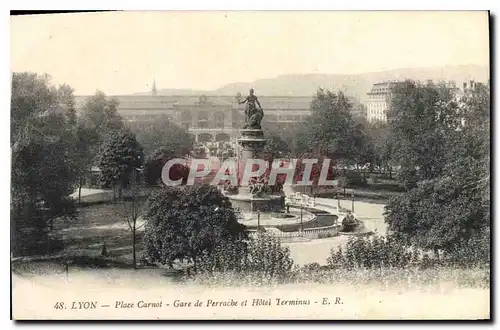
198,112,209,128
214,112,224,128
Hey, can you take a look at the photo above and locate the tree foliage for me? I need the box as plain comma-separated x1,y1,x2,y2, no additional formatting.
197,232,294,282
143,147,190,186
141,186,248,270
129,116,194,185
79,91,124,137
245,232,294,278
387,80,462,189
327,235,415,269
298,89,367,165
96,129,144,190
365,121,392,172
129,115,194,157
385,81,490,257
263,134,291,161
11,72,80,255
262,119,305,157
75,91,126,185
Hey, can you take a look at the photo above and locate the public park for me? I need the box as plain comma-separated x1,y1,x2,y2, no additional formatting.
11,74,490,293
10,12,491,320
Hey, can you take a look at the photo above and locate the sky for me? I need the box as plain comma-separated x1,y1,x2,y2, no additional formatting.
10,11,490,95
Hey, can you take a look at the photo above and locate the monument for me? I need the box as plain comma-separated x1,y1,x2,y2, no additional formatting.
226,89,285,213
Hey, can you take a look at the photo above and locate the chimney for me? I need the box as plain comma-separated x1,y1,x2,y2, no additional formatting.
463,82,467,90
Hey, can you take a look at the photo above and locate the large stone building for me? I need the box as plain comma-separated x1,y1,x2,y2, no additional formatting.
365,80,472,123
365,81,406,123
75,92,365,143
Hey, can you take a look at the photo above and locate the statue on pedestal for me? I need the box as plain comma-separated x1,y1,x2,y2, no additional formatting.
249,176,272,197
236,89,264,129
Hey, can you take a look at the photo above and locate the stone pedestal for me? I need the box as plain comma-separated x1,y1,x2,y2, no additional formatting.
226,128,285,213
228,194,285,213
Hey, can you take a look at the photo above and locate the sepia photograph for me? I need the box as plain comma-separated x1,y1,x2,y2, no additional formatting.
9,10,491,320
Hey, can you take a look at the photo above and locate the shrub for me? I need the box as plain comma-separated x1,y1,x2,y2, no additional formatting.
195,232,294,284
246,233,294,280
317,232,334,239
444,228,490,267
327,235,415,269
141,186,247,270
327,233,490,271
346,171,368,187
198,239,249,274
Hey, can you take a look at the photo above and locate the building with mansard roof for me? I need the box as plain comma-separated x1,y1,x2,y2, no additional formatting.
75,88,366,144
365,80,471,123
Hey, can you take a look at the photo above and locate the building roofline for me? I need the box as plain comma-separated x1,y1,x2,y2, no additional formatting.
75,94,318,98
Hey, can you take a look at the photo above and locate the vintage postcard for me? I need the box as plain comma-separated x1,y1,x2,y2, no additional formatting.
10,10,490,320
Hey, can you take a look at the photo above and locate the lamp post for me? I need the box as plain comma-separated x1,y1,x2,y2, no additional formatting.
257,211,261,232
343,169,347,197
351,192,355,213
300,204,304,234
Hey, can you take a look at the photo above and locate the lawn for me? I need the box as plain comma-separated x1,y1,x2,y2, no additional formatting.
48,201,145,261
15,198,383,269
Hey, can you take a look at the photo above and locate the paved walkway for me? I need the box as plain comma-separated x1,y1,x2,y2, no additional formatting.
283,198,387,266
67,188,387,266
70,188,110,198
315,198,387,234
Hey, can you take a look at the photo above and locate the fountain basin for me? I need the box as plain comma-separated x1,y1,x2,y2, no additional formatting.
237,207,315,227
228,194,285,213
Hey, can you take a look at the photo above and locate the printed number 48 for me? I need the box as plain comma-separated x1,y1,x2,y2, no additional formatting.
54,302,65,309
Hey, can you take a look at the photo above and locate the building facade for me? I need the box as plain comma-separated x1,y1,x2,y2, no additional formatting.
75,93,365,143
365,81,406,123
366,80,475,123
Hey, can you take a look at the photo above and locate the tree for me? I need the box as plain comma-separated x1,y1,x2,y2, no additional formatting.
458,82,490,217
141,186,248,271
129,115,194,157
298,89,362,165
263,134,290,166
96,129,144,197
385,81,490,259
262,119,306,157
122,168,147,269
350,122,375,170
291,152,338,195
74,123,98,202
80,90,124,135
387,80,462,189
75,91,125,193
11,72,79,255
385,163,488,255
365,121,393,176
143,147,190,186
130,116,194,185
78,91,124,159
